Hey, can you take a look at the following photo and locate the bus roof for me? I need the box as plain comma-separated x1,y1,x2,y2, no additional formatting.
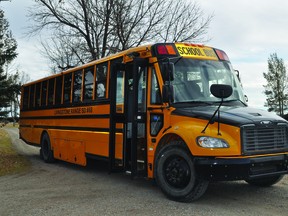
22,42,228,87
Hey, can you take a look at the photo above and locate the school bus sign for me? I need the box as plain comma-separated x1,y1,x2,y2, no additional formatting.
175,43,218,60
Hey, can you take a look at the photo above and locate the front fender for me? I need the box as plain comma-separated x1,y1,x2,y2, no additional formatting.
167,117,241,156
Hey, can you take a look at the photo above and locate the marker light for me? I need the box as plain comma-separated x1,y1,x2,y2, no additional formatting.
197,136,229,148
156,45,177,55
165,45,176,55
215,49,230,61
157,45,168,55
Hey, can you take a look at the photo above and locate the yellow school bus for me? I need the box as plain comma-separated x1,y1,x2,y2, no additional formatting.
19,43,288,202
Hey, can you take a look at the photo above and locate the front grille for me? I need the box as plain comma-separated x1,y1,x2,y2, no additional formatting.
241,123,288,155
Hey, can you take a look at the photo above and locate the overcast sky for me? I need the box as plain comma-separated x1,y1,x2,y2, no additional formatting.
1,0,288,110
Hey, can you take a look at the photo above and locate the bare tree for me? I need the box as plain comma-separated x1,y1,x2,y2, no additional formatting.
28,0,212,70
40,32,87,73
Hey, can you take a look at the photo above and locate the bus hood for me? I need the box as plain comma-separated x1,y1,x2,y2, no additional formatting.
172,106,287,127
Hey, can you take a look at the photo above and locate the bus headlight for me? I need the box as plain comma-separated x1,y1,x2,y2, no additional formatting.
197,136,229,148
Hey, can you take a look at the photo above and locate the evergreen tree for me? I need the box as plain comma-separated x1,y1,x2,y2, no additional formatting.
263,53,288,116
0,9,18,118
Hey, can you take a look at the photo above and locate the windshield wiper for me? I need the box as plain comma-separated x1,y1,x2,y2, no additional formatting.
223,99,247,106
173,101,213,106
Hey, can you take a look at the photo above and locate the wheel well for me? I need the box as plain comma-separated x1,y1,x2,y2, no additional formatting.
154,134,190,176
153,133,193,182
155,133,190,161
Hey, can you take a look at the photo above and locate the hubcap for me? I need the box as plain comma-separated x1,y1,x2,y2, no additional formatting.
164,156,191,189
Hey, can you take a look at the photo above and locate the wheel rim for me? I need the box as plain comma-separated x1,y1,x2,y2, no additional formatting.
163,155,191,189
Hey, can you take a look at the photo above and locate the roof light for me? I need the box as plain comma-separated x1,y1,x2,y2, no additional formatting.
157,45,168,55
166,45,176,55
183,43,204,48
215,49,230,61
156,44,177,55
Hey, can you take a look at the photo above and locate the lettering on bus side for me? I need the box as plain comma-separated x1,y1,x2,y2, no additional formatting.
54,107,93,115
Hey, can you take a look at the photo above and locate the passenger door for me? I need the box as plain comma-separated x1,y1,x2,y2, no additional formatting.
109,58,148,177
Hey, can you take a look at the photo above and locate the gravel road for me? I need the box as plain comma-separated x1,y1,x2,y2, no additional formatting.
1,127,288,216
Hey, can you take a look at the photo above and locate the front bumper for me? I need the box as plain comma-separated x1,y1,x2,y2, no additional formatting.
194,154,288,181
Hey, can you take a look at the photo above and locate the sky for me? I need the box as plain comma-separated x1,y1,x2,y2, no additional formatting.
1,0,288,110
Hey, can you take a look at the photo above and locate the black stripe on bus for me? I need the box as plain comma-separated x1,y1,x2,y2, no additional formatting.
20,99,111,112
19,114,110,120
19,124,31,128
19,124,123,133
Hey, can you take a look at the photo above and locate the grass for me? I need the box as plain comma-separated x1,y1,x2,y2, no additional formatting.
0,128,31,176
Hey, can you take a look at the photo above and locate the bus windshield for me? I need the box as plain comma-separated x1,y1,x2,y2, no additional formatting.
164,58,246,105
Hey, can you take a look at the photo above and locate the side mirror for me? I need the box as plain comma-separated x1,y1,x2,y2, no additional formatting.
162,84,174,103
210,84,232,99
162,62,175,82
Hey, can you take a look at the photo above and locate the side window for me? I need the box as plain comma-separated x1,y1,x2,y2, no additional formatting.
83,67,94,101
29,84,35,109
55,76,62,105
22,86,29,110
41,81,47,107
35,83,41,108
150,67,162,105
48,78,55,105
96,62,107,99
150,114,163,136
73,70,82,103
64,73,72,103
138,66,147,112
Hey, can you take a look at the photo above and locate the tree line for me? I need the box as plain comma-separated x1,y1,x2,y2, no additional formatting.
0,9,19,120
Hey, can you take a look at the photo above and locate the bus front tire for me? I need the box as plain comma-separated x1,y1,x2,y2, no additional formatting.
155,144,209,202
40,133,55,163
245,175,284,187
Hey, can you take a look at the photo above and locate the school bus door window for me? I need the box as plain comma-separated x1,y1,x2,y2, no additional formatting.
150,67,162,105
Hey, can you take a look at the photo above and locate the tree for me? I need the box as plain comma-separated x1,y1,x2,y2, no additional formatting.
0,9,18,118
263,53,288,116
28,0,212,72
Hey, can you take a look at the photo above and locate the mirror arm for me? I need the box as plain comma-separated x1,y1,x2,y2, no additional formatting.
201,98,223,134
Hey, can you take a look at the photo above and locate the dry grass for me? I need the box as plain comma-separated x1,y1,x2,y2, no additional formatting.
0,129,30,176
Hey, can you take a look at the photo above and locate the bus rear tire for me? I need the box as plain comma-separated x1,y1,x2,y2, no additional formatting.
40,132,55,163
245,175,284,187
155,143,209,202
